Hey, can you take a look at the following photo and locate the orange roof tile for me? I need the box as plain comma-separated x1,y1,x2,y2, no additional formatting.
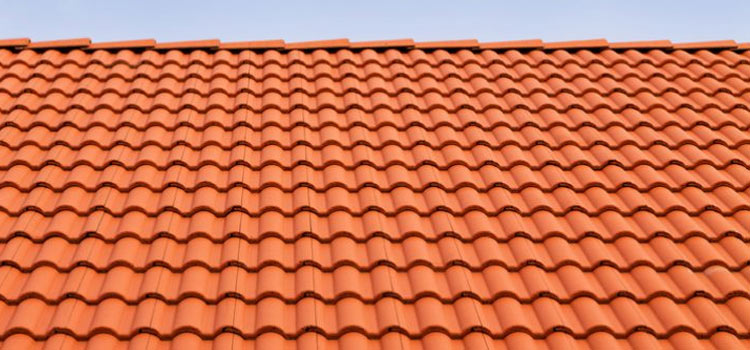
86,39,156,49
414,39,479,49
153,39,221,49
1,38,750,349
2,37,750,52
26,37,91,49
479,39,544,50
285,38,350,50
674,40,738,50
544,38,609,50
610,40,673,49
220,39,286,49
0,38,30,47
351,39,415,48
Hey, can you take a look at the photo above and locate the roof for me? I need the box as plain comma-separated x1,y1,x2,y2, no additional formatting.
0,37,749,349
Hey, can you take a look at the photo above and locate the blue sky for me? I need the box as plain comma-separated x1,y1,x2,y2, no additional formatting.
1,0,748,43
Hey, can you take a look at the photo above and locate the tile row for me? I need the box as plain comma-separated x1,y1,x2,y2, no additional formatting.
2,235,747,272
2,59,750,83
2,331,747,350
2,90,749,114
2,208,748,242
4,163,750,192
3,123,749,151
0,295,747,337
4,107,750,132
3,143,750,170
2,184,749,216
2,47,748,69
2,75,749,98
1,263,748,304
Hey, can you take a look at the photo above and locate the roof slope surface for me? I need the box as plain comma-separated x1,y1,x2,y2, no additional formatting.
0,40,750,349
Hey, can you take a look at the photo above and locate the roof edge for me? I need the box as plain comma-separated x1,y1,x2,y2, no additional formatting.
2,38,748,52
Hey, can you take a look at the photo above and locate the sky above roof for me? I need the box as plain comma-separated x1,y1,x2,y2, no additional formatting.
2,0,748,44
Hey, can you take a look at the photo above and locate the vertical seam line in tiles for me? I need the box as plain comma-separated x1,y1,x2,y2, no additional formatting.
142,59,205,350
229,53,252,350
354,108,406,350
300,99,322,350
52,73,134,350
419,123,491,350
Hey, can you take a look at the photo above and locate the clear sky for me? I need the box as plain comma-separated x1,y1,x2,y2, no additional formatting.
1,0,748,43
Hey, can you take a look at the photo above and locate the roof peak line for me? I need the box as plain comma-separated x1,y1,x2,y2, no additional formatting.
1,37,748,52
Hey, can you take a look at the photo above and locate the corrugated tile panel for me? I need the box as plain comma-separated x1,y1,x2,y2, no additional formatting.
1,44,750,349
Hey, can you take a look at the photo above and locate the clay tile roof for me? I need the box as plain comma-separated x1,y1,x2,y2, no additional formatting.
1,37,750,349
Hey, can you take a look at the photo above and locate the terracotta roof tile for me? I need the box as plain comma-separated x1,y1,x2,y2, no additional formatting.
1,38,749,348
220,40,286,49
86,39,157,50
154,39,221,50
2,37,749,52
479,39,544,50
414,39,479,49
610,40,673,49
544,38,609,50
285,38,350,50
351,39,415,49
0,38,30,47
26,38,91,49
674,40,738,50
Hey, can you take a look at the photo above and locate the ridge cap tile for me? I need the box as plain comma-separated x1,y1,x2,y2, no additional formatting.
610,40,673,49
415,39,480,49
350,39,415,49
3,37,748,52
480,39,544,49
674,40,738,50
544,38,609,50
0,37,30,47
87,39,157,50
154,39,221,50
26,38,91,49
220,40,286,49
285,38,351,50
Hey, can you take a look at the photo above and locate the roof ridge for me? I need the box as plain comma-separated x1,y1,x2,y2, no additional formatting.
0,37,748,52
